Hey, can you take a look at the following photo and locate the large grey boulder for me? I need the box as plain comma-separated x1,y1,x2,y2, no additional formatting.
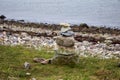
56,37,74,47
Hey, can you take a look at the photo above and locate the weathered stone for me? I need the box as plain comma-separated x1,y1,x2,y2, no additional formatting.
33,58,50,64
61,31,74,37
26,72,31,76
31,78,36,80
104,40,112,45
56,37,74,47
60,23,70,27
79,23,89,28
74,35,105,43
24,62,30,70
71,26,80,32
51,51,79,65
0,15,6,20
33,58,45,63
41,59,50,65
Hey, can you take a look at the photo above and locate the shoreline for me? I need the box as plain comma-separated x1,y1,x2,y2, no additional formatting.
0,18,120,59
0,19,120,36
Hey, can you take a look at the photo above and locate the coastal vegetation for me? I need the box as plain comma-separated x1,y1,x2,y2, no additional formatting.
0,45,120,80
0,17,120,80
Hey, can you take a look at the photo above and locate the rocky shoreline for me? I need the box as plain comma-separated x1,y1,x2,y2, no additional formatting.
0,18,120,59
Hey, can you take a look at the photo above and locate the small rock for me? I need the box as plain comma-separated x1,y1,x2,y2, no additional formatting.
0,15,6,20
26,72,31,76
71,26,80,32
60,23,70,27
61,31,74,37
17,20,24,23
33,58,45,63
41,59,50,65
31,78,36,80
104,40,112,44
79,23,89,28
24,62,30,70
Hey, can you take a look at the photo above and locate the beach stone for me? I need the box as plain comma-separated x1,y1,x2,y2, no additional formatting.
21,32,28,37
31,78,36,80
56,37,74,47
26,72,31,76
33,58,50,64
0,15,6,20
60,26,71,32
41,59,50,65
61,31,74,37
24,62,30,70
72,27,80,32
104,40,112,45
51,51,79,65
79,23,89,28
33,58,45,63
60,23,70,27
111,39,120,44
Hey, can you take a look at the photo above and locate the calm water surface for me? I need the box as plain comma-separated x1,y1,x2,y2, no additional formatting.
0,0,120,28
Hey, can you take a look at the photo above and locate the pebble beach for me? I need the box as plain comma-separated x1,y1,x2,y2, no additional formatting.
0,19,120,59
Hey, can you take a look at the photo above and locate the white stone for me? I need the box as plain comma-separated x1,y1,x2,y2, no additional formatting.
24,62,30,69
26,72,31,76
31,78,36,80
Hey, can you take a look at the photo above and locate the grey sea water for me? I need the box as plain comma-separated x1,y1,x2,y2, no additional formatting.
0,0,120,28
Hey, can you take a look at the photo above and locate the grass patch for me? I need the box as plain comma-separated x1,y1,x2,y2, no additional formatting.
0,45,120,80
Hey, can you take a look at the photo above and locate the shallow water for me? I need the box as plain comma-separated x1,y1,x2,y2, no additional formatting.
0,0,120,28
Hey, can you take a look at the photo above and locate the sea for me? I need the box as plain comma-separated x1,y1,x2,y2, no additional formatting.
0,0,120,28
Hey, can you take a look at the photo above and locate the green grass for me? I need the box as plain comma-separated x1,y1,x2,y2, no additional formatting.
0,45,120,80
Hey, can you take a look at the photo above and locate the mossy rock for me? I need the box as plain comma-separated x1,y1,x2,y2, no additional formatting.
51,52,79,66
